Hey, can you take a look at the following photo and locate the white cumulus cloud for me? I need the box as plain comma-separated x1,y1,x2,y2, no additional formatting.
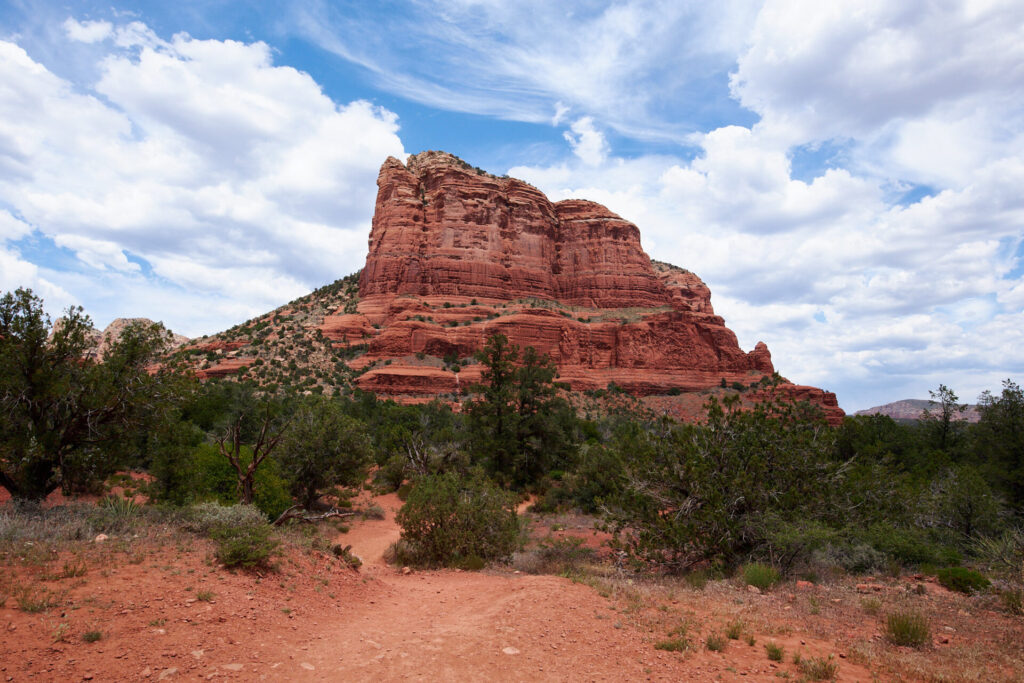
0,25,404,336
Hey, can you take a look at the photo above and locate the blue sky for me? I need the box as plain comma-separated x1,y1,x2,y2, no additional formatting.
1,1,1022,411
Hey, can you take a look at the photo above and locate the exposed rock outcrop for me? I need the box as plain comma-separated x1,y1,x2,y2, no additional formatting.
51,317,188,360
328,151,843,423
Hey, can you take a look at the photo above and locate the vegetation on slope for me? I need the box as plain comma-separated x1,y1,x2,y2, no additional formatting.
3,288,1024,591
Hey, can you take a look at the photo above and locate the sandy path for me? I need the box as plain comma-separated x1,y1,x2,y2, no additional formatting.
297,495,677,682
286,495,874,682
1,494,882,682
344,492,403,571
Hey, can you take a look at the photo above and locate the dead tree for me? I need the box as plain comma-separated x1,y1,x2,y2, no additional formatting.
217,406,289,505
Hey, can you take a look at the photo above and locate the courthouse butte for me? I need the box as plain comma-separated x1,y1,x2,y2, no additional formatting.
307,151,843,423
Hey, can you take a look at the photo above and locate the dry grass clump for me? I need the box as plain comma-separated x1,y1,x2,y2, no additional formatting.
884,609,931,648
705,633,727,651
512,536,596,576
799,655,839,680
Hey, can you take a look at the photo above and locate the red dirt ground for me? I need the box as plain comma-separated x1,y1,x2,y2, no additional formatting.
3,493,1022,681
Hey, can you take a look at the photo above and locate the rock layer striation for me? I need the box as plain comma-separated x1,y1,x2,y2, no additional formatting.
328,151,842,422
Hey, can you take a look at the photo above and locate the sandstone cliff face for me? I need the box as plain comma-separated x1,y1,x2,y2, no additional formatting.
359,152,672,308
331,151,843,423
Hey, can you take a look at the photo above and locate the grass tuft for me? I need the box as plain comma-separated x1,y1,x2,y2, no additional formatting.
799,655,839,681
742,562,780,590
884,609,931,648
16,585,60,613
726,620,743,640
705,633,727,652
654,637,690,652
765,641,784,661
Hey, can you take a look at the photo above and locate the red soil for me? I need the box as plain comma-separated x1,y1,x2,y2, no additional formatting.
3,493,1021,681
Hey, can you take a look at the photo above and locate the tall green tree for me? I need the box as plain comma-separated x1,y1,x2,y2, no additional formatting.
973,379,1024,509
468,333,519,479
920,383,968,454
0,288,181,500
467,334,577,488
277,396,373,509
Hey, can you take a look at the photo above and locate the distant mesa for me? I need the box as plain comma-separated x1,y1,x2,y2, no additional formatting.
855,399,981,423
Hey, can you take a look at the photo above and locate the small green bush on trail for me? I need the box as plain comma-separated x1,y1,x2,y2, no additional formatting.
212,523,279,571
183,502,267,534
742,562,780,590
935,566,990,594
184,502,279,571
764,641,784,661
885,609,931,648
395,471,520,568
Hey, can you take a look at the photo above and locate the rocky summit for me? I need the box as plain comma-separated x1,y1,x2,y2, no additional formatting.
181,151,842,423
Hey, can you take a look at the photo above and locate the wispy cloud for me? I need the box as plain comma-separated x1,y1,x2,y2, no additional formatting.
508,1,1024,410
290,0,761,142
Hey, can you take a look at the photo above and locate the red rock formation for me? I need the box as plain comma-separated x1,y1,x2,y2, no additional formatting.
325,151,843,423
196,357,256,379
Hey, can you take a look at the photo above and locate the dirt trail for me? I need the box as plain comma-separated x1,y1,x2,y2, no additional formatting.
286,496,873,682
343,492,403,571
2,495,930,682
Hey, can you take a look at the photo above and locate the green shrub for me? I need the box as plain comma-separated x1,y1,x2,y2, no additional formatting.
184,502,267,534
82,630,103,643
812,541,886,574
705,633,727,651
395,471,520,568
162,443,292,519
935,566,990,594
98,494,140,519
742,562,780,590
726,620,743,639
996,588,1023,615
764,641,784,661
186,503,279,571
799,655,839,680
654,637,690,652
212,523,279,571
884,610,930,648
331,544,362,569
374,455,407,493
865,522,961,567
860,597,882,615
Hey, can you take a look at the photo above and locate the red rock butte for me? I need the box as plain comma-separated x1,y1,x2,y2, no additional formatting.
321,151,842,422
